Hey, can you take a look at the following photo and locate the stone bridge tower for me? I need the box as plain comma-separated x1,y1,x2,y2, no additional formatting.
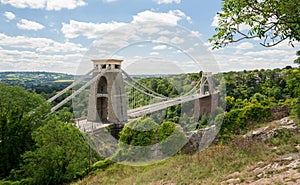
194,72,219,121
87,59,127,137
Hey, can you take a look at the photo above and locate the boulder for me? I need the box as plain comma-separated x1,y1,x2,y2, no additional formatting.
181,125,218,154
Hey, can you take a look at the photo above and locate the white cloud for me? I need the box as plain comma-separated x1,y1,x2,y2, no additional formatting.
236,42,254,50
0,0,87,11
238,24,251,31
150,52,159,55
211,13,250,31
152,45,167,50
190,31,201,38
211,14,220,27
62,10,192,39
46,0,86,10
132,10,191,25
123,58,189,75
0,48,85,73
102,0,118,2
155,36,170,43
0,33,88,73
61,20,127,39
211,44,300,72
170,36,184,44
4,11,15,20
244,49,288,57
155,0,181,4
183,47,195,53
16,19,45,30
272,40,300,49
0,33,86,53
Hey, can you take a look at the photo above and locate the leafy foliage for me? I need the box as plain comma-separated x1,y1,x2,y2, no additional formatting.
285,68,300,122
1,65,299,183
119,117,159,146
217,67,300,141
114,117,159,162
18,116,92,185
157,121,186,156
114,118,186,162
210,0,300,48
295,50,300,64
0,83,50,178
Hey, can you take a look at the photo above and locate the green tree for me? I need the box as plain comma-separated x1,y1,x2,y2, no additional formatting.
286,68,300,121
0,84,50,178
114,117,159,162
210,0,300,48
225,96,235,111
157,121,186,156
119,117,158,147
286,68,300,98
19,117,91,185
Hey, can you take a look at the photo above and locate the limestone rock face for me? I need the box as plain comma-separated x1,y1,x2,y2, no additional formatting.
270,105,290,120
181,125,218,154
242,117,298,142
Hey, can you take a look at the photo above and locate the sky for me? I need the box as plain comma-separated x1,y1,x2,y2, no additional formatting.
0,0,299,74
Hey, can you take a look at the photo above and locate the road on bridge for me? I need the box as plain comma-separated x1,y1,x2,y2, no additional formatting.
127,93,212,118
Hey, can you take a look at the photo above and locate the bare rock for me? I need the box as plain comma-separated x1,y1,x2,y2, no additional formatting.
242,117,298,142
181,125,218,154
270,105,290,120
221,177,241,185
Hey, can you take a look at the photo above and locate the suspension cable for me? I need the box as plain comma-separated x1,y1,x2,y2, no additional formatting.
122,70,168,99
48,68,95,103
184,78,207,96
124,80,168,100
50,67,110,113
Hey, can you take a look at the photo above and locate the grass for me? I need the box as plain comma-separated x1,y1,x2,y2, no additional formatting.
71,124,299,185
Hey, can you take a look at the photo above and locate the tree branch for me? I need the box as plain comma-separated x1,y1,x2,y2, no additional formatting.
260,36,287,47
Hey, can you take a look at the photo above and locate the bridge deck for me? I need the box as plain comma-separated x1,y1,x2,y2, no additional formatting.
127,93,211,118
75,118,112,132
74,92,217,132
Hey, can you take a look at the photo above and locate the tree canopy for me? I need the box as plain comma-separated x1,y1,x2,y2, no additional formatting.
0,84,50,178
210,0,300,49
18,117,92,185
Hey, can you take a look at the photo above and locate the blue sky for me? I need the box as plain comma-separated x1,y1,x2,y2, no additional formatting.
0,0,299,74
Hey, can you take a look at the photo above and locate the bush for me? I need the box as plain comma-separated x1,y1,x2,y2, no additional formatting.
157,121,176,141
157,122,186,156
17,118,92,185
91,159,113,171
220,103,271,142
119,117,159,146
114,119,186,162
113,117,159,162
290,98,300,123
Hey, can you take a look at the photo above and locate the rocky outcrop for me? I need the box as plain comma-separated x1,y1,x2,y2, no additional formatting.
221,117,300,185
242,117,298,142
221,153,300,185
270,105,290,120
181,125,218,154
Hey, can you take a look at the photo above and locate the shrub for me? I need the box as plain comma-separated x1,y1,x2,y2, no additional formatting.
91,159,113,171
113,117,159,162
220,103,271,142
157,121,186,156
114,119,187,162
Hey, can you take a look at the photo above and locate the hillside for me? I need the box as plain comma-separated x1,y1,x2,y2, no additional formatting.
0,71,74,88
72,117,299,185
0,67,299,185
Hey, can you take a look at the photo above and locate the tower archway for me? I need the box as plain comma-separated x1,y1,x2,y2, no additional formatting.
88,59,128,125
96,76,108,122
97,76,107,94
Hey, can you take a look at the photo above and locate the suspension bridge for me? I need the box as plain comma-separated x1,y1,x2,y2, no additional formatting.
47,59,219,136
